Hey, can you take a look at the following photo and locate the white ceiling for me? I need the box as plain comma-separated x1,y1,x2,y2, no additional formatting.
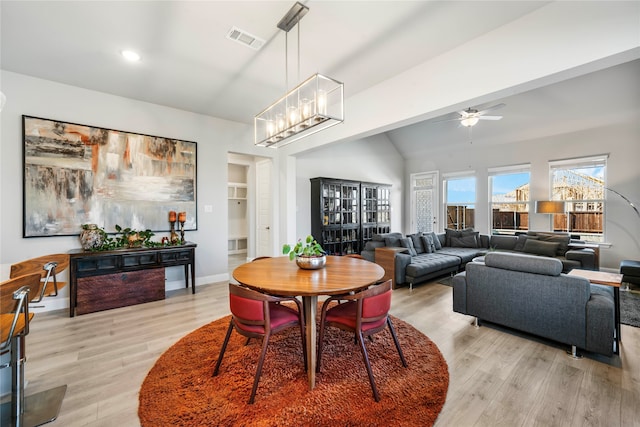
1,1,638,157
1,0,548,123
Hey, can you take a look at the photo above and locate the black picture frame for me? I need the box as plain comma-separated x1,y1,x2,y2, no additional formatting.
23,115,197,237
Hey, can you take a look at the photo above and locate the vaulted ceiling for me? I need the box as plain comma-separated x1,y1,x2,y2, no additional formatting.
2,1,638,158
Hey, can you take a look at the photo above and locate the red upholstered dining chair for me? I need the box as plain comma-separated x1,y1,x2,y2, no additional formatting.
316,279,407,402
212,283,307,404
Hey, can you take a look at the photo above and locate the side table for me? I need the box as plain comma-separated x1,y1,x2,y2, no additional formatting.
375,247,409,289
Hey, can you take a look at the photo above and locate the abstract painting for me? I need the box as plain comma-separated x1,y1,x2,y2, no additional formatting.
23,116,197,237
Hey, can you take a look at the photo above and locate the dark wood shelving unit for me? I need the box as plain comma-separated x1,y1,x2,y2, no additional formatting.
311,178,391,255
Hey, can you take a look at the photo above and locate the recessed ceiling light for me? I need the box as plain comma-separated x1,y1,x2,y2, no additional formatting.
121,50,141,62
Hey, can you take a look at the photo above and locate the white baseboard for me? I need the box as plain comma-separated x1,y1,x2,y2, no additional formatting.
29,273,230,314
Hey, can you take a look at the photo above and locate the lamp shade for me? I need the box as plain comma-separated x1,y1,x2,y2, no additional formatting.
535,200,566,214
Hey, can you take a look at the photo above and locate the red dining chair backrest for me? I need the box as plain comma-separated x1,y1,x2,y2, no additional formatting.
212,283,306,404
317,279,407,401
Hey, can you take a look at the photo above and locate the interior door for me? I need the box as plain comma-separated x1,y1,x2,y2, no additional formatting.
256,159,272,257
411,171,439,233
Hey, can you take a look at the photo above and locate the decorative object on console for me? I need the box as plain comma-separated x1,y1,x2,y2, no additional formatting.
79,224,105,250
23,115,197,237
178,211,186,243
254,2,344,148
169,211,179,243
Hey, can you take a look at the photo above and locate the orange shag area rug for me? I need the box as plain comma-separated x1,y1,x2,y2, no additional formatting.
138,312,449,426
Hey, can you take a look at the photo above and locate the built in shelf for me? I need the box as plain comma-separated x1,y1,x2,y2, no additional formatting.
228,182,247,199
228,236,248,254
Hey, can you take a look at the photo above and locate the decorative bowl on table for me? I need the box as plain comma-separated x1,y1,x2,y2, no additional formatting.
295,255,326,270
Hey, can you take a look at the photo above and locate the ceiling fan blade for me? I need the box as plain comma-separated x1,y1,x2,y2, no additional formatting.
476,103,506,115
478,115,502,121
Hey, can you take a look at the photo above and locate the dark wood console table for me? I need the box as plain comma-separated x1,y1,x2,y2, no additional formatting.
68,242,196,317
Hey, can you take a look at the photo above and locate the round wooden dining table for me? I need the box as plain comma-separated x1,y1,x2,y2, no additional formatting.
232,255,385,389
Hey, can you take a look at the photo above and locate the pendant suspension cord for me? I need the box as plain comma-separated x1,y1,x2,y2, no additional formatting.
285,31,289,91
297,20,301,84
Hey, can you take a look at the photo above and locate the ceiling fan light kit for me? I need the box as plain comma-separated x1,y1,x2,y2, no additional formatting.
254,2,344,148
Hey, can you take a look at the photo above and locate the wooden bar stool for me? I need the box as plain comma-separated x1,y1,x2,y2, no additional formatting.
10,254,70,305
1,273,67,427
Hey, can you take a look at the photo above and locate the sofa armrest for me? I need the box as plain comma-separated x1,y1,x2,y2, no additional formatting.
585,292,615,356
452,271,467,314
566,248,596,270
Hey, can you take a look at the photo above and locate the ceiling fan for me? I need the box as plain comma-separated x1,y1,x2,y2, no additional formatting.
435,103,506,127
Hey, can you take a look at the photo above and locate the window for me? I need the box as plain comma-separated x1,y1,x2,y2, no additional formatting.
549,156,606,242
489,165,530,234
443,174,476,230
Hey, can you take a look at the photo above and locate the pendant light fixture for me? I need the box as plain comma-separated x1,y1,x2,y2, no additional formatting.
254,2,344,148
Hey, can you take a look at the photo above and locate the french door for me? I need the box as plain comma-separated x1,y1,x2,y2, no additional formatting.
410,171,439,233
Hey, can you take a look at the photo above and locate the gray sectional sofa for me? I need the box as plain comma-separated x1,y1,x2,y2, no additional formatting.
452,252,615,356
360,230,597,289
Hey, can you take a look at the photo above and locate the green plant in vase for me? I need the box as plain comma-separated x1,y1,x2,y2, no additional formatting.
282,235,326,269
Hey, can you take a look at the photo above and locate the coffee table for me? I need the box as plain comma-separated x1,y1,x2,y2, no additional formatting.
568,269,623,354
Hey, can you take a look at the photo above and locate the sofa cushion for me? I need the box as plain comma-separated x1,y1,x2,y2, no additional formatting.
444,228,475,246
384,235,402,248
522,239,560,257
373,232,403,242
484,252,563,276
490,235,518,250
421,235,435,253
513,234,538,252
438,247,485,263
532,232,570,256
409,233,425,254
450,233,479,248
399,237,417,256
405,253,460,278
364,240,385,251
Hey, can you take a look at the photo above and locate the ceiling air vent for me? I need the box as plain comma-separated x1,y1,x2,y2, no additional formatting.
226,26,265,50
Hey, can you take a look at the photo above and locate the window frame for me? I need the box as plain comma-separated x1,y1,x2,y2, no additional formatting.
443,172,476,231
488,164,531,235
548,155,607,242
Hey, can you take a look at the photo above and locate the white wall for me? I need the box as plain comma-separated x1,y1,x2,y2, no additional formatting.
0,70,267,312
404,121,640,270
294,133,404,240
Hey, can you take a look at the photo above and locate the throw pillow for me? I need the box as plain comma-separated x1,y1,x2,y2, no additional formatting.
450,234,479,248
430,232,443,250
409,233,425,254
522,239,559,257
535,233,570,256
399,237,417,256
421,235,435,253
513,235,538,252
444,228,475,247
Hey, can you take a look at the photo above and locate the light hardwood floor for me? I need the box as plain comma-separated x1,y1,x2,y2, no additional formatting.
8,271,640,426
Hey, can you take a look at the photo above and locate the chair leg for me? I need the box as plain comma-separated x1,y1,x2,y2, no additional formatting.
298,316,307,371
11,335,26,426
387,318,408,368
316,300,331,373
357,330,380,402
212,321,234,376
248,333,271,404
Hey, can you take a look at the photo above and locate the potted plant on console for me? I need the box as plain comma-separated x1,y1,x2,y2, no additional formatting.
283,235,327,270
